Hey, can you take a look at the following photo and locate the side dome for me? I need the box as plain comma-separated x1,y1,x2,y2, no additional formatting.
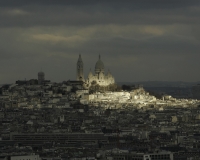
95,55,104,73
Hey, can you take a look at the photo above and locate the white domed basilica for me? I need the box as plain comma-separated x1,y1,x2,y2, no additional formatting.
76,55,115,87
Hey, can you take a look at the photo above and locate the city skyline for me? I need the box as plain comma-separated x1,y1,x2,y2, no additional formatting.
0,0,200,83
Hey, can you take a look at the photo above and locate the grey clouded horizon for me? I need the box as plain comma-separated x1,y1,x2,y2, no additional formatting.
0,0,200,84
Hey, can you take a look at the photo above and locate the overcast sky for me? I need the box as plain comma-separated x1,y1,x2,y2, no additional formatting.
0,0,200,83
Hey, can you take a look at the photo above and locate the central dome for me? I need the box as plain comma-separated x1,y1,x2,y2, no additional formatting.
95,55,104,74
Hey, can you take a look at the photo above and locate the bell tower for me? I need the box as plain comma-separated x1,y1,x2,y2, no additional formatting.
77,54,84,81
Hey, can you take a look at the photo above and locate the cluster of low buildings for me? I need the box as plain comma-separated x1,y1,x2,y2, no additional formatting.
81,87,199,110
0,80,200,160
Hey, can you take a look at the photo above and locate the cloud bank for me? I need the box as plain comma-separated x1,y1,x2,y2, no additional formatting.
0,0,200,83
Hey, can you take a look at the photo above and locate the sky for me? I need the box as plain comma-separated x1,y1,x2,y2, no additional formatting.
0,0,200,83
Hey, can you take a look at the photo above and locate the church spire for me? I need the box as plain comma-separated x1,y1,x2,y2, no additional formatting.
107,69,111,76
77,54,84,81
78,54,82,61
99,55,101,60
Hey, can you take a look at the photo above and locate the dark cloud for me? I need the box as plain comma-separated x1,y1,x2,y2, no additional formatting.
0,1,199,83
0,0,199,9
0,1,200,28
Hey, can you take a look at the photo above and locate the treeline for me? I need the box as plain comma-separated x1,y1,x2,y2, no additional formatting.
89,81,121,93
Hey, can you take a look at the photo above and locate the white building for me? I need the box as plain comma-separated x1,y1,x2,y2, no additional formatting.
77,55,115,87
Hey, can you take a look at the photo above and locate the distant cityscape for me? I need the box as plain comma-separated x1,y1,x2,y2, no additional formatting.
1,55,200,160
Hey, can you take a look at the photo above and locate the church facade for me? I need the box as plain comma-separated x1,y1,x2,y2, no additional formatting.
76,55,115,87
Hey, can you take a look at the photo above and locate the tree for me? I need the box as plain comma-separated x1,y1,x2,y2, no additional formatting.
107,83,121,92
89,81,121,92
71,86,78,93
122,85,131,91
